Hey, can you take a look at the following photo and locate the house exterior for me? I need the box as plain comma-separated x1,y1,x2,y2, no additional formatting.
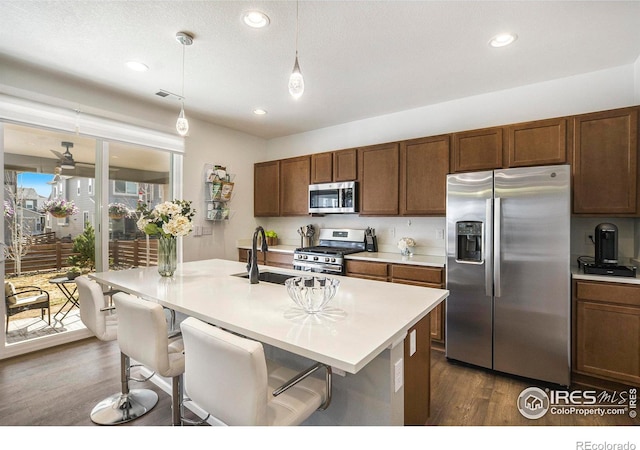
46,176,166,240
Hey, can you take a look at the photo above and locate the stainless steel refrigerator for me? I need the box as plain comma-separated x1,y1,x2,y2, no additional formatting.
445,165,570,386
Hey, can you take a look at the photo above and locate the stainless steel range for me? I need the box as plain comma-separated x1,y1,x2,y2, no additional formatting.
293,228,366,274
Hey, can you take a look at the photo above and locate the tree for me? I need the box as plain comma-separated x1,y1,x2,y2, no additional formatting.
3,172,33,275
68,224,95,270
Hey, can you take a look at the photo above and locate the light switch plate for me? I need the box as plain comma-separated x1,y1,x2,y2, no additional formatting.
394,358,403,392
410,329,416,356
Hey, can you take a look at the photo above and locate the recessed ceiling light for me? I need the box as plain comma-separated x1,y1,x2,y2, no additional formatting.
243,11,270,28
126,61,149,72
489,32,518,48
253,109,268,115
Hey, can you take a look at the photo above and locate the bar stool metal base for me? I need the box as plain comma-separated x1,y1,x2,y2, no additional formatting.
90,388,159,425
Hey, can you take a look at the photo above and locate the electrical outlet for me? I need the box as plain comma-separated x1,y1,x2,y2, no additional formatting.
584,232,593,245
436,229,445,240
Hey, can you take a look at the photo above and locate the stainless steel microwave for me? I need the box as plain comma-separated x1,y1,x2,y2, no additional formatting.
309,181,358,214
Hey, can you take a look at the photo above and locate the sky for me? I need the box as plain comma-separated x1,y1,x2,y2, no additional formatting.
16,172,54,198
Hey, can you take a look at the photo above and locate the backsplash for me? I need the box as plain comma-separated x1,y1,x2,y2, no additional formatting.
260,215,640,266
258,216,447,256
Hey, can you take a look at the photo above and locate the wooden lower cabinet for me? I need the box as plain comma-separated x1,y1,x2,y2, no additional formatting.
573,280,640,386
265,251,294,269
345,259,389,281
403,313,431,425
391,264,445,344
345,259,446,345
238,249,293,270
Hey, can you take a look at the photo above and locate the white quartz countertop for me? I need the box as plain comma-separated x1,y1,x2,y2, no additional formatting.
346,252,445,267
571,266,640,285
90,259,448,374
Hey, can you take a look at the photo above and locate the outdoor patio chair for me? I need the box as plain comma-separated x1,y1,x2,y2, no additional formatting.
4,281,51,332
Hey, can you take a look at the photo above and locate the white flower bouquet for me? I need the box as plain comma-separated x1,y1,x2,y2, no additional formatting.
397,237,416,256
136,200,195,238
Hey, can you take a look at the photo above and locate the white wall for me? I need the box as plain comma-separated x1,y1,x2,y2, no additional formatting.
263,64,639,258
181,118,266,261
1,57,268,262
635,54,640,104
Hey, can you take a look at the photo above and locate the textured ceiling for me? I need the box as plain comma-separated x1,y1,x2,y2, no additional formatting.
1,1,639,139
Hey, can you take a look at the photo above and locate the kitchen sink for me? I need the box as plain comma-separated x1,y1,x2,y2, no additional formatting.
231,271,296,285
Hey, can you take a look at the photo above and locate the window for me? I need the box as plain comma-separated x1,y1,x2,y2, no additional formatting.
25,199,35,210
83,211,90,229
77,180,81,196
88,179,93,195
114,180,138,196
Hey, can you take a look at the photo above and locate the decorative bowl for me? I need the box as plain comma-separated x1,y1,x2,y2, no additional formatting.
285,276,340,313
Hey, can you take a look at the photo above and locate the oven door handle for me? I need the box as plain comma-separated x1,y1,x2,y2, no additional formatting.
293,260,343,274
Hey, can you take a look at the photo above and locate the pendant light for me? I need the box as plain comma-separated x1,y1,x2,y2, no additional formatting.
176,32,193,136
288,1,304,99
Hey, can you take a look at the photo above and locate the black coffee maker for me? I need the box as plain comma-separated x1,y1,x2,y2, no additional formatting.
594,223,618,265
584,223,636,277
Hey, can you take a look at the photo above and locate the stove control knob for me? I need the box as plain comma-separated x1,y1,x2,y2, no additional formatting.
303,255,308,260
331,258,336,263
324,257,330,262
313,256,318,261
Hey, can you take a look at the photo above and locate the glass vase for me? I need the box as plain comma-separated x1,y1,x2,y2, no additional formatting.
157,235,177,277
400,247,412,257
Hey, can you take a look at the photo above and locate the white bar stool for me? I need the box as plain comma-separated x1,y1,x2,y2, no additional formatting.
76,276,158,425
180,317,332,426
113,292,185,426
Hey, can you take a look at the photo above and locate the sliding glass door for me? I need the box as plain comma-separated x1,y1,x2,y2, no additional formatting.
1,121,177,358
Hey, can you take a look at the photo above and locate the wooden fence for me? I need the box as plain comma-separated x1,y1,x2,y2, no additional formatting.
4,239,158,275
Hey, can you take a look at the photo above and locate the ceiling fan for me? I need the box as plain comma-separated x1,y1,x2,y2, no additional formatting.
47,166,72,185
50,141,76,169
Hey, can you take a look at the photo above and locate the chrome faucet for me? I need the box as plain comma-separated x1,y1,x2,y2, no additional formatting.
247,226,268,284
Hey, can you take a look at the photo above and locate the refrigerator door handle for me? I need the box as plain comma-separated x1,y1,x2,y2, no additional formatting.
494,197,502,298
485,199,493,297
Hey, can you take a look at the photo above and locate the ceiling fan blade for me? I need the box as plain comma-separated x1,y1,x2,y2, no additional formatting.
50,149,64,159
47,174,60,185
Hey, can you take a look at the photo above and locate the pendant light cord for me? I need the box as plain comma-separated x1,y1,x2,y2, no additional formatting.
181,40,185,103
295,0,299,57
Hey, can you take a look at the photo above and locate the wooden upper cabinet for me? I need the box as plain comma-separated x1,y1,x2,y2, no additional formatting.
311,152,333,184
280,155,311,216
507,117,569,167
451,127,504,173
254,160,280,217
333,148,358,181
358,142,400,215
400,135,449,216
572,107,639,215
311,148,357,183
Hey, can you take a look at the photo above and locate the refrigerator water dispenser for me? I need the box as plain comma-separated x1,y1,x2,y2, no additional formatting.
456,221,483,263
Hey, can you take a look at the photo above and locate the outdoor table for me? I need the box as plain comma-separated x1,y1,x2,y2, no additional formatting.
50,276,79,323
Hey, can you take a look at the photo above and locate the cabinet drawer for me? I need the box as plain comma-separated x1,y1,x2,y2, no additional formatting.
238,248,265,264
575,281,640,307
265,252,293,268
345,260,388,279
391,265,443,285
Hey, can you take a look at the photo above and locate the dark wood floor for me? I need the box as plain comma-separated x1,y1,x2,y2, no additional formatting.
427,349,638,426
0,338,637,426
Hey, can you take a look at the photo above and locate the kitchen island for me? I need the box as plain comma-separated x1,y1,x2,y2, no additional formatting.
90,259,448,425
